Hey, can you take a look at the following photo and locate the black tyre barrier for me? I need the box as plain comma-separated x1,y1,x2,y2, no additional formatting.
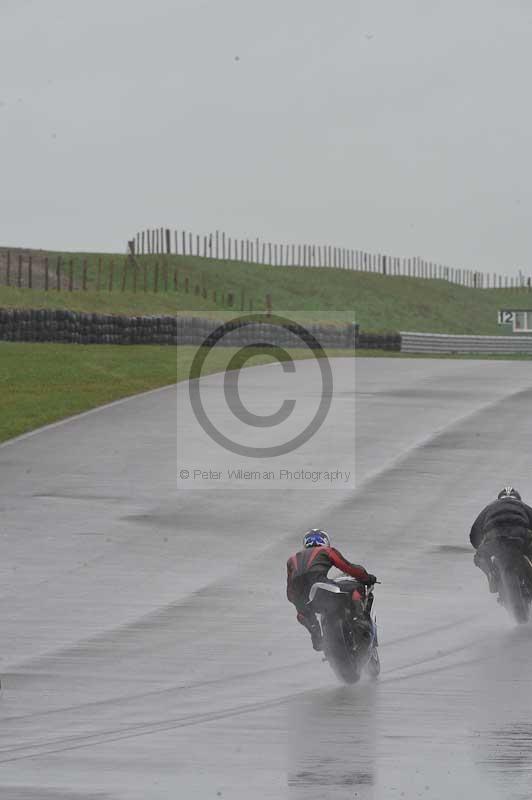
0,309,401,350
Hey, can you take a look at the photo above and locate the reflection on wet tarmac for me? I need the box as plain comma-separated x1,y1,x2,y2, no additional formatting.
287,684,377,799
471,625,532,799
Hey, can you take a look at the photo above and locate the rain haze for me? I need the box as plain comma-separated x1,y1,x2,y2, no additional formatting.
1,0,531,275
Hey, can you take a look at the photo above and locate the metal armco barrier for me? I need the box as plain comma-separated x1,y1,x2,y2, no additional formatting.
400,331,532,354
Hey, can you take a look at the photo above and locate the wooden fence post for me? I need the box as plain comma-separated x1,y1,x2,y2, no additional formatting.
82,258,88,291
265,293,272,315
6,251,10,286
68,259,74,291
174,266,178,290
121,258,128,291
56,256,61,291
182,231,186,256
44,256,49,291
108,259,114,292
28,256,32,289
196,235,200,256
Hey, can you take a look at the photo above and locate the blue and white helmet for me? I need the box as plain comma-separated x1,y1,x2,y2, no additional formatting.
303,529,331,548
498,486,522,501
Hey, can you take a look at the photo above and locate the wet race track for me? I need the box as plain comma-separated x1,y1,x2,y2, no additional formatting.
1,358,532,799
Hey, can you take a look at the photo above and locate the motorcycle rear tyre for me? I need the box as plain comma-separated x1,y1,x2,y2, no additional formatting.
322,618,360,684
501,567,529,624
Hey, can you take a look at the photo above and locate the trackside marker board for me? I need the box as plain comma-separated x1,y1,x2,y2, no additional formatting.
497,309,532,332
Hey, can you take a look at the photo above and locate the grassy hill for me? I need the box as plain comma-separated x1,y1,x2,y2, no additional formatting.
0,249,529,334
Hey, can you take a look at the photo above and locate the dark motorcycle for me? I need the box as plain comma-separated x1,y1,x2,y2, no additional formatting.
491,542,532,624
308,578,379,684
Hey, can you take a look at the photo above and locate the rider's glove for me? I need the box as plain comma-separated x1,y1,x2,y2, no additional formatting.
365,574,377,585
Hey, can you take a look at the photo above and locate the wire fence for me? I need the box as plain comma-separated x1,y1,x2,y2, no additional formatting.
0,249,268,311
129,228,532,290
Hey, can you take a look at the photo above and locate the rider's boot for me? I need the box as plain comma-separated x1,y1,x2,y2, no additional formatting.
474,551,499,593
297,611,323,651
309,624,323,652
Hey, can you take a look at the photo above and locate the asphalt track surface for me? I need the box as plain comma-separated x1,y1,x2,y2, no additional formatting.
2,358,532,799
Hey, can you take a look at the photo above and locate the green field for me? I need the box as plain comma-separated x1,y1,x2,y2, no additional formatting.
0,250,530,334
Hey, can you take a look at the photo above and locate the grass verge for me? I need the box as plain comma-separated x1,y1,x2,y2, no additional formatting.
1,342,531,445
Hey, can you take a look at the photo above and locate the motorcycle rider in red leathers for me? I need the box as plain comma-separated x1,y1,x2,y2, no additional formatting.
286,529,377,651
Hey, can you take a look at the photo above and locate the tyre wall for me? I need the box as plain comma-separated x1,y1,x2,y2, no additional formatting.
0,309,401,350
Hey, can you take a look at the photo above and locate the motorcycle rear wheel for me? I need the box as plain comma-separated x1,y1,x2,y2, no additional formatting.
500,566,530,624
322,618,360,684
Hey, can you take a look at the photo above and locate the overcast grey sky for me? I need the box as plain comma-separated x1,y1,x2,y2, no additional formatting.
1,0,531,274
